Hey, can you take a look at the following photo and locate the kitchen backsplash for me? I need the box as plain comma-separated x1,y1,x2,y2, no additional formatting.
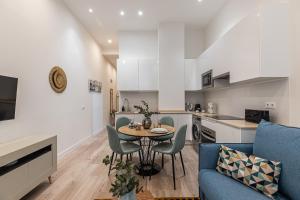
119,91,159,112
204,79,289,125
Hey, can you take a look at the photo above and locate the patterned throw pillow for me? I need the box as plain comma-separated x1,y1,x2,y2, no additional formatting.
216,145,282,199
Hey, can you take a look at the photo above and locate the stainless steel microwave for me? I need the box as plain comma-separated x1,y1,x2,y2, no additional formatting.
202,70,213,89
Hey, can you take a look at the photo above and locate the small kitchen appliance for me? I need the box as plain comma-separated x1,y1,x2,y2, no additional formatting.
207,102,217,114
202,70,213,89
245,109,270,123
194,104,201,112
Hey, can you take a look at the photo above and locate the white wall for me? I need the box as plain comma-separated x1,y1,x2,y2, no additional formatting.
204,80,290,124
118,31,158,59
119,92,158,112
289,0,300,127
185,28,205,59
204,0,257,48
158,23,185,111
0,0,116,153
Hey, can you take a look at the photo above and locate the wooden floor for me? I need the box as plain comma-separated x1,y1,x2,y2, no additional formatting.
21,133,199,200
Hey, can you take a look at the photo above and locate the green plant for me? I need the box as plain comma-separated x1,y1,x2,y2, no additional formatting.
103,155,143,197
134,100,154,118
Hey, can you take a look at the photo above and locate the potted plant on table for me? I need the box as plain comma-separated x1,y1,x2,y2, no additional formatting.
103,155,143,200
134,100,154,129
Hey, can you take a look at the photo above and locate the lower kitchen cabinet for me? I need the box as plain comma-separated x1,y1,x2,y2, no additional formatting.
201,118,256,143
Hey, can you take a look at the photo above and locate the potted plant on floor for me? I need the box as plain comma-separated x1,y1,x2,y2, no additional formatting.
134,100,154,129
103,155,143,200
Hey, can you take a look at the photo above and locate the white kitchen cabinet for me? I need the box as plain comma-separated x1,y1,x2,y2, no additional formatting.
184,59,201,91
201,118,256,143
215,122,256,143
117,59,139,91
197,0,289,84
138,59,158,91
117,59,159,91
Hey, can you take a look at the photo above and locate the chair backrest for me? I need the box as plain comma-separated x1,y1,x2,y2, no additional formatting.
159,116,174,127
106,125,123,154
171,124,187,154
116,117,131,132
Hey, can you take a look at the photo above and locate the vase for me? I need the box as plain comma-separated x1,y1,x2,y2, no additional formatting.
120,190,136,200
142,117,152,129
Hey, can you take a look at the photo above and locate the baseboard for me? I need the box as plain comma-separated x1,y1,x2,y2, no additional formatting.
58,134,92,159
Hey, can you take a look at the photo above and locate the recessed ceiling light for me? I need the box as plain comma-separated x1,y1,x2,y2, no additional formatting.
197,0,203,2
107,39,112,44
122,60,126,64
120,10,125,16
138,10,143,16
88,8,93,13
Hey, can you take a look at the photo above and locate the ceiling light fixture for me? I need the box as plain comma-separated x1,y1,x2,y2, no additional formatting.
197,0,203,2
88,8,93,13
138,10,143,16
107,39,112,44
120,10,125,16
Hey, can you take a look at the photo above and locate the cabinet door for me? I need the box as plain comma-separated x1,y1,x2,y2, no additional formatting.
184,59,198,91
138,59,158,91
225,14,260,83
117,59,139,91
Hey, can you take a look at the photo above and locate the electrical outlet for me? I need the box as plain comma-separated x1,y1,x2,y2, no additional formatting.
265,102,276,109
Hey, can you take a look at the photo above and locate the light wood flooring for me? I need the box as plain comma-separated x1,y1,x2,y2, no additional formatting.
21,132,199,200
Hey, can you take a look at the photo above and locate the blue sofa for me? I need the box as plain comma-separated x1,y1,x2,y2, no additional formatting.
199,120,300,200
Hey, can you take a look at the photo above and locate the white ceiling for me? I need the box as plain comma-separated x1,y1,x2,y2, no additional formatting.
63,0,228,54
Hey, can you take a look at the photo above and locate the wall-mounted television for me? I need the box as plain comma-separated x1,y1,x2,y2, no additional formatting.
0,75,18,121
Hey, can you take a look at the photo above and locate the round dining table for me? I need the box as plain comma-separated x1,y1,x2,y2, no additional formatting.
118,125,176,176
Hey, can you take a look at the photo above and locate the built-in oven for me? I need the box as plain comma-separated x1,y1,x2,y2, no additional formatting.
202,70,213,89
201,125,216,143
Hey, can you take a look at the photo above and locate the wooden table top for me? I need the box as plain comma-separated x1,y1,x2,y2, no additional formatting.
118,125,176,138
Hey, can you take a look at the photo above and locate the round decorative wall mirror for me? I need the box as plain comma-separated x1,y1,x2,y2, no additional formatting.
49,66,67,93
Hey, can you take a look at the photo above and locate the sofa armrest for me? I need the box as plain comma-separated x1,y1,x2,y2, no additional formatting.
199,143,253,170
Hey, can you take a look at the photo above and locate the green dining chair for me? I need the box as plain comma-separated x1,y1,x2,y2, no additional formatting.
116,117,140,142
150,116,175,142
106,125,142,175
150,124,187,190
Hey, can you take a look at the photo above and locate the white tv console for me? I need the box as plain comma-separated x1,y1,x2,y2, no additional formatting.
0,135,57,200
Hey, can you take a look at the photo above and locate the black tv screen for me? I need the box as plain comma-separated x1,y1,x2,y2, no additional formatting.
0,75,18,121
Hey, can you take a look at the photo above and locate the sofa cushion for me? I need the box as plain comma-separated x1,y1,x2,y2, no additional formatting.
199,169,289,200
216,145,282,199
254,121,300,199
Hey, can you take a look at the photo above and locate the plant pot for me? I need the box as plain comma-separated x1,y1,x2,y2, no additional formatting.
120,190,136,200
142,117,152,129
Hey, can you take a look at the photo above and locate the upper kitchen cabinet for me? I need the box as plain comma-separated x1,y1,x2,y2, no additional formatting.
184,59,201,91
198,0,289,84
117,59,139,91
138,59,159,91
117,58,159,91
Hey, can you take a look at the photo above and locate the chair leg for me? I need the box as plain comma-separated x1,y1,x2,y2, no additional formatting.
161,154,164,169
139,140,145,161
121,154,123,162
126,154,129,161
138,150,142,165
108,152,115,176
146,140,152,162
171,154,176,190
149,151,156,180
179,151,186,176
130,153,133,160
